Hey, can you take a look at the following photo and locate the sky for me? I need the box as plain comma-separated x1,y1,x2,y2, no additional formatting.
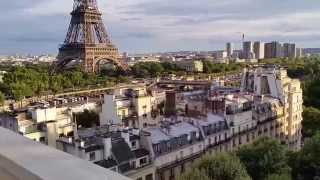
1,0,320,55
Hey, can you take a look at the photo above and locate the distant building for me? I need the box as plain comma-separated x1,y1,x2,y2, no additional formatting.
296,48,303,58
265,41,282,58
175,60,204,72
126,56,161,66
212,50,228,63
243,41,255,59
226,43,233,57
253,41,265,59
283,43,296,58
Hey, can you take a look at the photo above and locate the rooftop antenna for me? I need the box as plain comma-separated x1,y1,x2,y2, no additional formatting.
236,32,245,49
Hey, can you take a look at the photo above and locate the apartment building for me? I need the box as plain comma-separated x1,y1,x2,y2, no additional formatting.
265,41,283,58
3,97,99,148
243,41,255,59
283,43,296,58
41,67,302,180
100,86,166,128
241,66,303,150
253,41,265,59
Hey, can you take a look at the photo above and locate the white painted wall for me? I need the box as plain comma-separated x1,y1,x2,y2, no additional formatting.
100,95,120,125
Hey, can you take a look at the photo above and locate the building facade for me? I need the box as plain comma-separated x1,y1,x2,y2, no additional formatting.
283,43,296,58
265,41,283,58
226,43,233,57
100,86,165,128
253,41,265,59
243,41,255,59
174,60,203,72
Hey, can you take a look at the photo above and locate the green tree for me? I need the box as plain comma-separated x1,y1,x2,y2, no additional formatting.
265,174,291,180
0,91,5,105
291,133,320,180
302,107,320,138
237,137,290,180
303,80,320,108
50,75,64,94
177,169,210,180
11,82,33,101
192,153,251,180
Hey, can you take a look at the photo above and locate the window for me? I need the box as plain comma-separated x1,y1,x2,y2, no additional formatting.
39,137,46,143
89,152,96,161
131,141,137,149
146,174,153,180
139,157,148,166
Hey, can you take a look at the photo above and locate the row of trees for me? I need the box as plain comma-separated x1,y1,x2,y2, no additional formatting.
297,58,320,138
130,61,244,78
179,135,320,180
131,62,183,78
203,61,244,74
0,65,129,101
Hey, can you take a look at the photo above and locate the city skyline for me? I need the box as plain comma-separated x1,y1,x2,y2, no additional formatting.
1,0,320,54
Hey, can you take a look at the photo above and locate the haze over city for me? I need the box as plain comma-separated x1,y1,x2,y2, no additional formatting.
1,0,320,54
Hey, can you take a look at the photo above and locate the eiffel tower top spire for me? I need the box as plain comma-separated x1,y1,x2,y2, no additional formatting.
73,0,99,11
63,0,110,45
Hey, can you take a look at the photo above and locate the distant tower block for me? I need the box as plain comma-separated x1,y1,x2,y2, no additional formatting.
226,42,233,57
54,0,128,73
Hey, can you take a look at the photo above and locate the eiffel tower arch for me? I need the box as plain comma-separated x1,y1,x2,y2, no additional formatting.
54,0,128,73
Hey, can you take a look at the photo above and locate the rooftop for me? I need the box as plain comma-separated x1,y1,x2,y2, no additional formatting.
146,121,200,144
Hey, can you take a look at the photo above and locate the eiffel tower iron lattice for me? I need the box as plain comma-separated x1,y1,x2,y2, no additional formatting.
54,0,128,73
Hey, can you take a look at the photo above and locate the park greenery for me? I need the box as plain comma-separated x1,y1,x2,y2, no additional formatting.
202,60,244,74
0,65,131,101
179,135,320,180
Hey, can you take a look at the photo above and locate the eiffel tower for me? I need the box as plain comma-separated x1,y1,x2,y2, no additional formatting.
54,0,128,73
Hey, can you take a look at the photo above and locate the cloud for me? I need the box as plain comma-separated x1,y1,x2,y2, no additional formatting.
1,0,320,54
